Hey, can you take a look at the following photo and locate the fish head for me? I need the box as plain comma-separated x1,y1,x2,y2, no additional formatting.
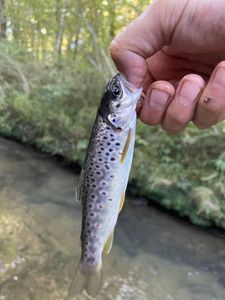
100,74,142,130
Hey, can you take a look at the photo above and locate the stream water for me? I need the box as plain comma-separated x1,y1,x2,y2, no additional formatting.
0,137,225,300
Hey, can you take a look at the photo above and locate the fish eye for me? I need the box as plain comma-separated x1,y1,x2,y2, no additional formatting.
111,85,121,97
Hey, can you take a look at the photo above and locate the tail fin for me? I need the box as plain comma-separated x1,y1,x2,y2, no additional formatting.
67,260,102,299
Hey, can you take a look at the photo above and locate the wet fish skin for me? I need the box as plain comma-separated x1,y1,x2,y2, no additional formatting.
68,73,142,298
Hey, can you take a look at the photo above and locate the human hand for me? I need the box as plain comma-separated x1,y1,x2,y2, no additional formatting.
110,0,225,133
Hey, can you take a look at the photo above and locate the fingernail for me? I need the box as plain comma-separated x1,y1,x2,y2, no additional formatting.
179,82,201,107
213,67,225,87
148,89,170,111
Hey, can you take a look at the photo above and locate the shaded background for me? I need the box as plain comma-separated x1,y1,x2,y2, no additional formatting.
0,0,225,227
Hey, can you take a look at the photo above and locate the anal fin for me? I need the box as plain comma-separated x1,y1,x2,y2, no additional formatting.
119,192,126,212
104,231,114,254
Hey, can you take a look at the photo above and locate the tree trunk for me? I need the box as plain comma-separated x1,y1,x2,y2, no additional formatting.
0,0,6,38
108,2,115,39
55,0,67,58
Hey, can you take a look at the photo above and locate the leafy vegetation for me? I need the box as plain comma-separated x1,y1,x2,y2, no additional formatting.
0,0,225,228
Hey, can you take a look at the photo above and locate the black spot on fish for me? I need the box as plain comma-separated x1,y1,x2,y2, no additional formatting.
106,152,109,156
111,157,115,161
115,142,120,146
109,149,113,152
112,119,116,122
109,198,112,201
87,257,95,264
96,171,101,175
116,103,121,108
103,136,107,140
107,142,111,146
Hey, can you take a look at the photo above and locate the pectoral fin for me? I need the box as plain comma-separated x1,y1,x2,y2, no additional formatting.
119,192,126,212
104,231,114,254
120,129,131,163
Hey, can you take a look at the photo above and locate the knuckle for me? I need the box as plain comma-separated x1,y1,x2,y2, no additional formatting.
200,99,221,115
216,61,225,69
147,119,161,126
109,40,120,57
161,113,188,133
168,113,185,127
161,124,182,135
139,113,160,126
193,121,209,129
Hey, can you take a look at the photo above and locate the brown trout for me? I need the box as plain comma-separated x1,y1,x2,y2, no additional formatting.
68,73,142,298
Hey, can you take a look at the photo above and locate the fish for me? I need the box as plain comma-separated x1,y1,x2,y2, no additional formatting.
68,73,142,298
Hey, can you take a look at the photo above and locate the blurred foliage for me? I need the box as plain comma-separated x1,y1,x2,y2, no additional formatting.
0,0,225,228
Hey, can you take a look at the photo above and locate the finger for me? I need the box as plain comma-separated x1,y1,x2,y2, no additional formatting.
193,61,225,128
139,81,175,125
109,1,187,87
161,75,205,133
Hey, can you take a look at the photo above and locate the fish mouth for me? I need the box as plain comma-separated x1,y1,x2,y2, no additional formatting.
119,74,139,93
111,73,140,94
115,73,143,107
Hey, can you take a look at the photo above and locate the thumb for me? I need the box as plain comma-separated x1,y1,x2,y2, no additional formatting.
109,0,187,87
